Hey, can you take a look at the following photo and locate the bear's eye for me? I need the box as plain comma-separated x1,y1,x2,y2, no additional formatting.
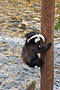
35,37,40,43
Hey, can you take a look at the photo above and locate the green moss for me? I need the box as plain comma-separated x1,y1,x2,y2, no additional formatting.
56,3,60,7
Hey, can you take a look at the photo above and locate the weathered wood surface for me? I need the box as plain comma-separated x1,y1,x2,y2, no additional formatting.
40,0,55,90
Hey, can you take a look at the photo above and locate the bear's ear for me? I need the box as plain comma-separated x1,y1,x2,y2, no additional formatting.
25,31,39,39
25,32,32,38
25,32,35,38
25,33,29,38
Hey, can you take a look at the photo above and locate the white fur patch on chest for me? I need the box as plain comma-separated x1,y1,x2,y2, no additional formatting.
37,53,41,58
35,37,40,43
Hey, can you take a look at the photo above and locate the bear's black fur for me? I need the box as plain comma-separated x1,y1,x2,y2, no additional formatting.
21,31,52,68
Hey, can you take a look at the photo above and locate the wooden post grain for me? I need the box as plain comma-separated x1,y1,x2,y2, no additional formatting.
40,0,55,90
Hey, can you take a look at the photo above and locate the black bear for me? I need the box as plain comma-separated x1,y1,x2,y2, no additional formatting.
21,31,52,68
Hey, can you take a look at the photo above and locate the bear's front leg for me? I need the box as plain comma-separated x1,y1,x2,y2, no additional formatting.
37,42,52,53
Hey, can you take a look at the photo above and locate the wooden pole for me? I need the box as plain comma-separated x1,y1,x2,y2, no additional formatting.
40,0,55,90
